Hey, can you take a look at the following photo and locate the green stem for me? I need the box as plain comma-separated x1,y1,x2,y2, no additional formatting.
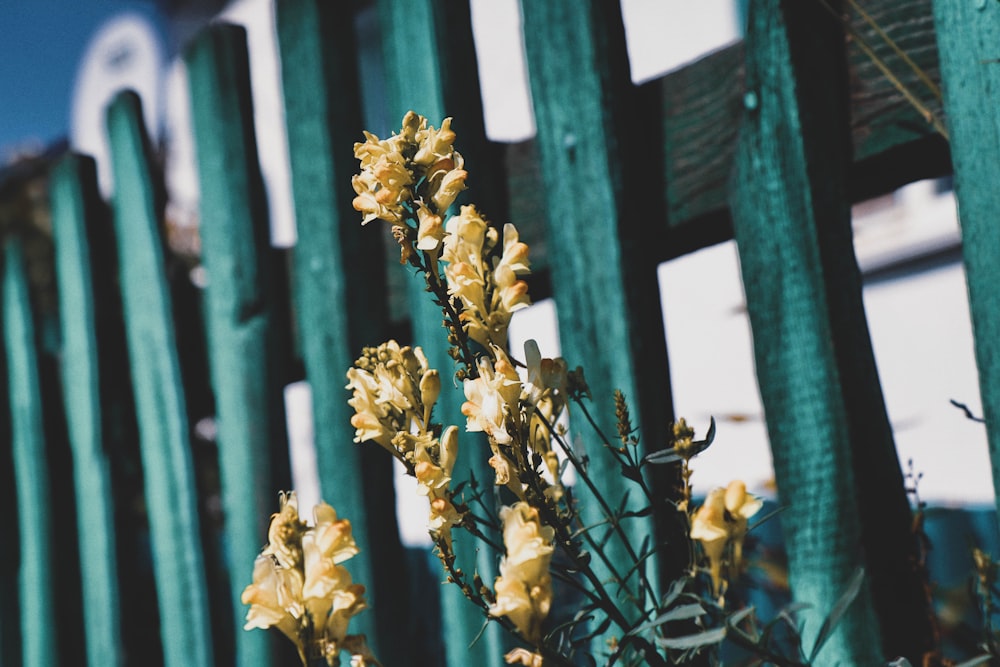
538,409,662,615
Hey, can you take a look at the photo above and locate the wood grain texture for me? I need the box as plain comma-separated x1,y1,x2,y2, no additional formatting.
377,1,508,665
729,1,886,663
498,0,949,276
933,0,1000,520
184,24,292,667
106,92,214,667
4,240,56,667
519,0,678,651
50,155,125,667
275,2,406,663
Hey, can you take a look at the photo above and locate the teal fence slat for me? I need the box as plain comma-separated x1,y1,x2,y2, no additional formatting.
933,0,1000,521
274,2,407,664
4,240,56,667
0,370,16,667
378,1,507,665
50,154,125,667
184,24,290,667
106,91,215,667
726,0,937,662
518,0,674,650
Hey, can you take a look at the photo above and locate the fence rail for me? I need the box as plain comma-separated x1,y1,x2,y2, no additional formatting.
0,0,994,665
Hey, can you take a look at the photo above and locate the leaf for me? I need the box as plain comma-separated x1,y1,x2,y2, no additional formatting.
645,418,717,465
726,606,755,628
658,603,707,623
808,567,866,663
578,615,613,642
621,463,643,482
656,626,726,649
620,506,654,519
954,657,993,667
545,613,594,642
660,577,688,609
626,603,707,638
695,416,717,450
643,449,684,465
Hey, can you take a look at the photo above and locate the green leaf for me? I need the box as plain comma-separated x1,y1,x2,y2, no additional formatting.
659,577,688,609
954,657,993,667
726,606,755,628
808,567,866,663
656,626,726,649
626,603,707,638
643,449,684,465
696,416,717,449
645,417,717,465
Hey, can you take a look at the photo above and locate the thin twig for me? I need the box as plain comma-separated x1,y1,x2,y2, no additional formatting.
816,0,949,140
846,0,942,100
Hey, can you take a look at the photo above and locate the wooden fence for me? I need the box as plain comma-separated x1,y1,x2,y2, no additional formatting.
0,0,996,665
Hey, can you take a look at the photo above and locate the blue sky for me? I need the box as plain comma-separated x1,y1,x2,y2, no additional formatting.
0,1,164,158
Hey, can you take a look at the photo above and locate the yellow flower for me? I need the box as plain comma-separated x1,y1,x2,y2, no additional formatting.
441,206,532,349
690,488,728,598
243,494,374,666
416,204,445,252
430,167,468,212
412,426,464,545
462,353,521,445
412,116,457,166
504,648,545,667
242,554,302,643
489,503,555,644
724,480,763,571
494,223,531,314
346,341,441,458
690,481,763,600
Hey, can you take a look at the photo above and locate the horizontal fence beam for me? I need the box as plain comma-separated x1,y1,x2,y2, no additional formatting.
502,0,949,277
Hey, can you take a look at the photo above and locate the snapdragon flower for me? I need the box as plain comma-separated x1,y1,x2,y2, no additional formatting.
242,493,376,666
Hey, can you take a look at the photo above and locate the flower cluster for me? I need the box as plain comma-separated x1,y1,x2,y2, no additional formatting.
345,340,463,544
352,111,467,260
461,341,568,501
242,493,376,666
489,502,555,652
689,480,763,601
442,204,531,349
352,111,531,354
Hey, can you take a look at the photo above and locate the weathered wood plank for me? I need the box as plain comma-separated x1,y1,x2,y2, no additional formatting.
932,0,1000,524
106,91,215,667
377,1,508,665
519,0,681,658
184,23,292,667
274,2,407,663
729,0,932,662
4,240,56,667
662,0,948,244
494,0,950,273
0,385,15,667
50,154,125,667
